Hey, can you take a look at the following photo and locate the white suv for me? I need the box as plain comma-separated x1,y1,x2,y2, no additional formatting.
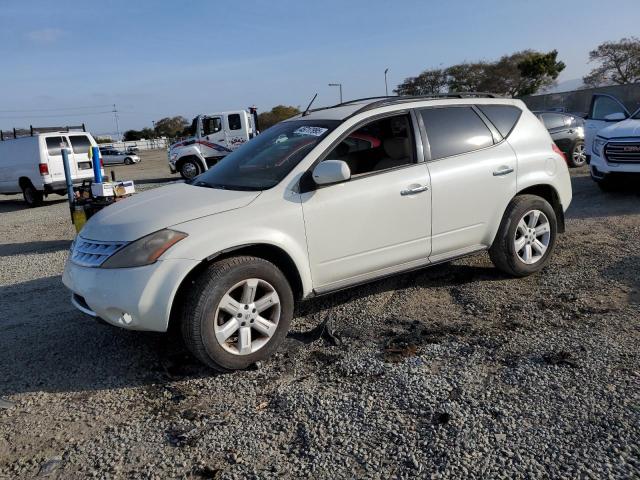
63,94,572,371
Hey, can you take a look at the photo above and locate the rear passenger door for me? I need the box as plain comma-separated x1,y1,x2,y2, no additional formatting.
226,113,248,150
419,105,518,260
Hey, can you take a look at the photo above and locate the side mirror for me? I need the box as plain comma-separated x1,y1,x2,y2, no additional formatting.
312,160,351,186
604,112,626,121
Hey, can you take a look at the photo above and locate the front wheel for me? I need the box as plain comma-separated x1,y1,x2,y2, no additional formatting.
179,158,201,180
181,256,294,371
489,195,557,277
569,141,586,168
124,157,133,165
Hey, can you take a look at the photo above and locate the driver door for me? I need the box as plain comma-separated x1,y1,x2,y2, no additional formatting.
300,112,431,292
585,94,630,157
203,116,225,147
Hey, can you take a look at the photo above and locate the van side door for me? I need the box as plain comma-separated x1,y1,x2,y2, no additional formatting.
585,94,630,158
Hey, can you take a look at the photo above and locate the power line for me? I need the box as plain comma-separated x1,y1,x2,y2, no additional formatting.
0,104,114,113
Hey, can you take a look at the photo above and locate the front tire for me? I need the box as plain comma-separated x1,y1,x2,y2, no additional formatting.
181,256,294,371
124,157,133,165
22,183,43,207
179,158,201,180
489,195,557,277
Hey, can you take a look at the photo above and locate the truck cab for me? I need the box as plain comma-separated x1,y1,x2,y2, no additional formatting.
168,109,258,179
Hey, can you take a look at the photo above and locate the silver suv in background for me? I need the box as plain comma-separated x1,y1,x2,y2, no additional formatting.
64,94,572,371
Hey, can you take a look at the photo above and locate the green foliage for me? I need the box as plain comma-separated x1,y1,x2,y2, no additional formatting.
395,50,565,97
123,127,155,141
583,37,640,87
153,116,190,138
94,136,113,144
257,105,301,131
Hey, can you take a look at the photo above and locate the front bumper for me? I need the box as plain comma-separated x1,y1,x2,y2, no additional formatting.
590,152,640,177
62,257,199,331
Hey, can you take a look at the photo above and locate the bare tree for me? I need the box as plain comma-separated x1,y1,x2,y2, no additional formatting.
583,37,640,86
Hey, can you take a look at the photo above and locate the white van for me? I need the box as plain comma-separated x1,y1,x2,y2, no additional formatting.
0,129,101,206
168,110,258,179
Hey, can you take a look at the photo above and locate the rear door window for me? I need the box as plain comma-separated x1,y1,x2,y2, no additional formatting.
45,136,66,156
420,107,494,160
477,105,522,138
69,135,92,155
540,113,566,130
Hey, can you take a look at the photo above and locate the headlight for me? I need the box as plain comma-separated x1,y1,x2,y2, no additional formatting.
170,153,178,161
101,229,187,269
593,137,607,157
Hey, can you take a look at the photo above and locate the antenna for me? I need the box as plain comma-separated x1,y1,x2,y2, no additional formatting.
302,93,318,117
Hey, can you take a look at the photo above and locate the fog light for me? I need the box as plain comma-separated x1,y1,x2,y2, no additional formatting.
119,312,133,325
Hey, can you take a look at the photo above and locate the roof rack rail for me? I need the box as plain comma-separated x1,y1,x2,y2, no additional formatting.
351,92,501,116
1,123,86,141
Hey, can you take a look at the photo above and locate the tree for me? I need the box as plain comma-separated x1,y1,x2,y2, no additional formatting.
394,69,447,96
153,116,189,137
257,105,300,131
583,37,640,87
394,49,565,97
122,127,156,141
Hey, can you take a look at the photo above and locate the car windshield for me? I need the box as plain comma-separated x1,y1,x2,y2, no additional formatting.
192,120,339,191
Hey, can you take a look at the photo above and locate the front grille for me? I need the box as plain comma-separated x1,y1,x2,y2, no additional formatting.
604,142,640,164
71,237,128,267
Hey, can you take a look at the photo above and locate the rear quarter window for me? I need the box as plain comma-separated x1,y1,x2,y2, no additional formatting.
228,114,242,130
477,105,522,138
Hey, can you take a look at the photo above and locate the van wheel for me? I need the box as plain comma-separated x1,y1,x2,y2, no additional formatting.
181,256,294,371
179,159,201,180
489,194,557,277
22,183,44,207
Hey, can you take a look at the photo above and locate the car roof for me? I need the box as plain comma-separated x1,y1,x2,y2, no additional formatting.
288,93,522,122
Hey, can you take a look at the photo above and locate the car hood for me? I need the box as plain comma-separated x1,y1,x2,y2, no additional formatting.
80,182,260,242
598,118,640,139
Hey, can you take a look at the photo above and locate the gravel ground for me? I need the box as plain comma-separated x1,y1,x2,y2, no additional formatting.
0,152,638,479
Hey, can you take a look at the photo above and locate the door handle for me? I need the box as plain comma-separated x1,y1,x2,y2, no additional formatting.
400,185,428,196
493,167,514,176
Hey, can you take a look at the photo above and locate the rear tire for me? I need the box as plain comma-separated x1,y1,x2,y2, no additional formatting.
22,183,43,207
569,141,586,167
181,256,294,372
489,195,557,277
179,158,201,180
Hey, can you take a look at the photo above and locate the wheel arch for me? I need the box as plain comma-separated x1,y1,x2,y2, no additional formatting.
19,176,34,189
515,184,565,233
175,154,206,172
167,243,305,334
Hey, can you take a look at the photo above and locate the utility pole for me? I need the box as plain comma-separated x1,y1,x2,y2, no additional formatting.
384,68,389,96
112,104,120,140
328,83,343,103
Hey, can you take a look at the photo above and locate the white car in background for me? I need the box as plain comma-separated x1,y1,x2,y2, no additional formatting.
63,94,571,371
585,93,640,190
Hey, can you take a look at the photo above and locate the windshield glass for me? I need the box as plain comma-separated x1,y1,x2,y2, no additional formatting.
192,119,339,191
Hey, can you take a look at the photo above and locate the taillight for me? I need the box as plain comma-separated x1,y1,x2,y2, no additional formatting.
100,158,104,167
39,163,49,175
552,143,567,164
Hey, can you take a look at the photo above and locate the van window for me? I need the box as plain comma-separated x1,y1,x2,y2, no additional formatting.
69,135,92,155
477,105,522,137
420,107,494,160
45,136,67,156
228,114,242,130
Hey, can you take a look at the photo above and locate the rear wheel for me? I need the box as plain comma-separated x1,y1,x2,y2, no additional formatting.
22,183,43,207
490,195,557,277
179,158,201,180
569,141,586,167
181,256,294,371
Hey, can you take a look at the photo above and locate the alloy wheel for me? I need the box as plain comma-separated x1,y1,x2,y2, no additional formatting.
213,278,281,355
572,143,586,166
514,209,551,265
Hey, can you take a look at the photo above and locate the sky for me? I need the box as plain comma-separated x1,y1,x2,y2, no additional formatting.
1,0,639,136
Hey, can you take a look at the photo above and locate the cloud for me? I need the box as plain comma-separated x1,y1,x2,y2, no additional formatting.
26,28,65,44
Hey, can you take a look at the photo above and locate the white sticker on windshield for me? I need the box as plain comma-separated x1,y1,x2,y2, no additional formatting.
294,126,328,137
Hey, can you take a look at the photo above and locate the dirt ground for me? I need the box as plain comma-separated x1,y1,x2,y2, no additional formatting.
0,151,638,479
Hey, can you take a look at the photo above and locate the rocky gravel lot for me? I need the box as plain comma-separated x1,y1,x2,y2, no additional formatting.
0,151,638,479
